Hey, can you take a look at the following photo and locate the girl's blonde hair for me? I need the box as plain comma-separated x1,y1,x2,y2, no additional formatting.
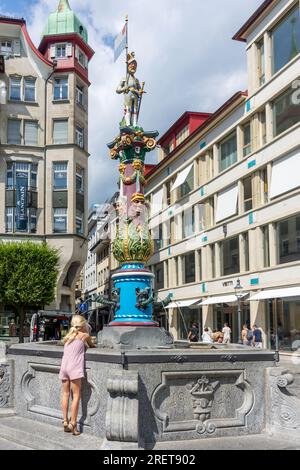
63,315,88,344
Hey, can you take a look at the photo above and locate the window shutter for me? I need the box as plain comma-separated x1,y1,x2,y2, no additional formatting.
53,120,68,144
75,46,79,60
66,43,72,57
24,121,38,146
8,120,21,144
13,39,21,56
50,45,56,59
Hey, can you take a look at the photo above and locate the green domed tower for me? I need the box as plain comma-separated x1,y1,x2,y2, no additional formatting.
42,0,88,44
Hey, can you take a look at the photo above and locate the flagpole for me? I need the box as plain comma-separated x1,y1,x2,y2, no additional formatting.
125,15,129,88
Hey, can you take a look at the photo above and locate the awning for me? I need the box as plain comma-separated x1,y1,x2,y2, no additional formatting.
171,163,194,191
215,184,238,223
200,293,249,305
250,287,300,301
165,298,201,309
270,149,300,199
152,188,164,215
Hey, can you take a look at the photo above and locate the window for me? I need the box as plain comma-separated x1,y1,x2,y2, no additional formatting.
56,44,66,58
243,122,251,157
24,78,36,102
53,120,68,144
76,125,84,148
184,252,195,284
180,165,194,198
166,180,171,206
54,78,68,100
273,87,300,136
176,125,189,146
257,38,265,86
77,48,87,68
262,225,270,268
6,162,37,190
272,5,300,75
260,110,267,146
155,262,164,290
53,162,68,189
278,214,300,264
1,40,12,54
76,165,84,193
7,119,21,144
153,224,163,251
24,121,38,146
243,176,253,212
242,232,250,272
222,236,240,276
5,208,13,233
76,210,84,235
166,217,175,245
53,208,67,233
261,167,268,203
219,132,237,172
9,77,21,101
168,140,175,154
76,85,84,106
183,206,195,238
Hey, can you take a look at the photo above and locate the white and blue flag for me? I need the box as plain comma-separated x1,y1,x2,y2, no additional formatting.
114,23,127,62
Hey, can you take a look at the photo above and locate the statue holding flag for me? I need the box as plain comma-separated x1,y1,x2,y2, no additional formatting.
116,52,145,127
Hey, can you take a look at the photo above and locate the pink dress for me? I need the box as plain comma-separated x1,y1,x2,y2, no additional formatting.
59,338,86,381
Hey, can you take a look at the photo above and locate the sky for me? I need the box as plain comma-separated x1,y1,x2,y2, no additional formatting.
3,0,263,206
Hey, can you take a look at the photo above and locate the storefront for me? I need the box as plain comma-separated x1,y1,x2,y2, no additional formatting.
0,306,38,341
201,294,250,344
251,287,300,353
166,299,202,340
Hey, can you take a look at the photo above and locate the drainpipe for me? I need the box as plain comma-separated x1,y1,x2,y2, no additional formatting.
43,60,57,235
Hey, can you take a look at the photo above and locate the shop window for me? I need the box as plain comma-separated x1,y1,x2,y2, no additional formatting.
219,132,237,172
273,86,300,136
272,5,300,75
278,214,300,264
222,236,240,276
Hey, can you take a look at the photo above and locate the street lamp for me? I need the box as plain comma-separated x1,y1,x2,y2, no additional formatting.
234,278,243,345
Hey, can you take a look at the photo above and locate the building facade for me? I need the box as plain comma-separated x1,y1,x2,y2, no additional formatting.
0,0,94,337
146,0,300,352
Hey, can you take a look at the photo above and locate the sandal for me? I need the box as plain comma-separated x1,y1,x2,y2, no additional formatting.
63,420,71,433
68,422,80,436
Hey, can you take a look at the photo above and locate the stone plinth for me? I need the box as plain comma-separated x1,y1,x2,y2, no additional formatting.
97,326,174,351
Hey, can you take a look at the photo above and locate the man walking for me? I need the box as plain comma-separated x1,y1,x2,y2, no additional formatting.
222,323,231,344
252,324,263,348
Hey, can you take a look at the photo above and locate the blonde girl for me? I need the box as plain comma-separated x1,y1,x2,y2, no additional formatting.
59,315,95,435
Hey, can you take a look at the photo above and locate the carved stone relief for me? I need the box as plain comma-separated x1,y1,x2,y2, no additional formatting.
0,364,10,408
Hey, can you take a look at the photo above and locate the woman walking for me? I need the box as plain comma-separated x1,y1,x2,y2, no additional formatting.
59,315,95,436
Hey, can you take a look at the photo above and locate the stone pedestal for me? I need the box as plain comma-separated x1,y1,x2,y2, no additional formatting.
97,326,174,351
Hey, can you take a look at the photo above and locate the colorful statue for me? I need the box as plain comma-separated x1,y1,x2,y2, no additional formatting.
116,52,145,127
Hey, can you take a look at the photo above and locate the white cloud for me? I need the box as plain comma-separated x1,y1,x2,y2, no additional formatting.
26,0,262,205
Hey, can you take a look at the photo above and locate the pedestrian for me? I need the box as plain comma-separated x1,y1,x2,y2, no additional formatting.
202,327,213,343
188,323,199,342
212,329,223,343
252,324,263,349
222,323,231,344
242,324,253,346
59,315,96,436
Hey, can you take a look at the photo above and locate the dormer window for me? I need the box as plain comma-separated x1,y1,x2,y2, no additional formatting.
56,44,66,58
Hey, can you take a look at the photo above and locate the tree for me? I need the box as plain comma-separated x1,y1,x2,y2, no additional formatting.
0,242,59,343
